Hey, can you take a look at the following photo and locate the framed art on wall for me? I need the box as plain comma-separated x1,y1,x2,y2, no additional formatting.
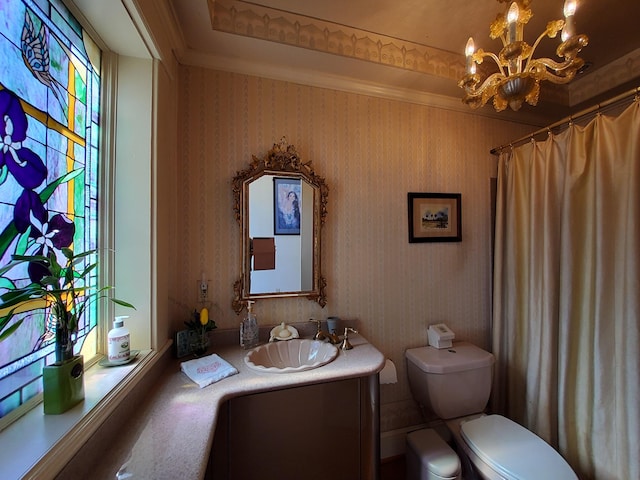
408,192,462,243
274,177,302,234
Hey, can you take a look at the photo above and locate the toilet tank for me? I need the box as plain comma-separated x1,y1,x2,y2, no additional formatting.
405,342,494,420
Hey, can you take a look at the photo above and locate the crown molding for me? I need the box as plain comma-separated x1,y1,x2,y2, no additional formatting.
568,48,640,106
167,0,638,127
210,0,467,85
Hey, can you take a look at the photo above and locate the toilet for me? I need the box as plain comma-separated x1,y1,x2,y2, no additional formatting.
405,341,578,480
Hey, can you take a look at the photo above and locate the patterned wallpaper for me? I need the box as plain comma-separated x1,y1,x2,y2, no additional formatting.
175,65,532,432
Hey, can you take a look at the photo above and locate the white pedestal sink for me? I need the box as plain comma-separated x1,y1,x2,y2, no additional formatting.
244,339,338,373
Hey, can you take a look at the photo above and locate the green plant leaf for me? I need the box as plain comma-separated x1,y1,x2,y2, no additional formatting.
0,246,136,344
40,276,59,288
0,254,46,277
73,249,97,260
0,287,43,308
11,253,50,263
0,320,23,342
77,262,97,279
112,298,136,309
48,252,63,278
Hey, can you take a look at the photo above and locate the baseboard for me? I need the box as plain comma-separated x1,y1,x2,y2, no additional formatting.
380,424,426,460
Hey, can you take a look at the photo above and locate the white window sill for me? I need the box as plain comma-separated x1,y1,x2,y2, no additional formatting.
0,343,169,480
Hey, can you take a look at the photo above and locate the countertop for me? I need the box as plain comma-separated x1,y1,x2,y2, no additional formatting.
60,330,385,479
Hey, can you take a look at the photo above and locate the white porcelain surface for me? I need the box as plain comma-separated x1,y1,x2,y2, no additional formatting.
268,322,300,342
460,415,578,480
405,342,494,419
245,339,338,373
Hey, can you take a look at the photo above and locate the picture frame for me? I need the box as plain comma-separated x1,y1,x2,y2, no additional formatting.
273,177,302,235
408,192,462,243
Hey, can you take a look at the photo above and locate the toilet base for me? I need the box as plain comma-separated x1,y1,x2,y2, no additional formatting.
445,414,493,480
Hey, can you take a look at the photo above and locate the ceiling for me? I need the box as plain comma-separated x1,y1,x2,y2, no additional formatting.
169,0,640,126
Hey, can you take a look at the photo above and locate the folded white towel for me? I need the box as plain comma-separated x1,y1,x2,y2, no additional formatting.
180,353,238,388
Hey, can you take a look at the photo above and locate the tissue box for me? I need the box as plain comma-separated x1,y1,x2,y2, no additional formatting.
427,324,455,349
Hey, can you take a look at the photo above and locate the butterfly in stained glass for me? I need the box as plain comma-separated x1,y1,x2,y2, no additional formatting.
20,10,68,117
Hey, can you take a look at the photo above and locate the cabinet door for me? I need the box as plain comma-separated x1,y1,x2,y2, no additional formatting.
227,378,360,480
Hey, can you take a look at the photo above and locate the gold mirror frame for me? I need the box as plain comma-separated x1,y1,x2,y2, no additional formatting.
232,138,328,314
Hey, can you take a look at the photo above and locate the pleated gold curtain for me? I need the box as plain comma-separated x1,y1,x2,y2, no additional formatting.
492,100,640,480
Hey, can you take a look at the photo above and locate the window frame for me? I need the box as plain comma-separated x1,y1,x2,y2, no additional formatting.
0,0,159,475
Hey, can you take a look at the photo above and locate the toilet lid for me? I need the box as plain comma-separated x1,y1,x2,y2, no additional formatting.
460,415,577,480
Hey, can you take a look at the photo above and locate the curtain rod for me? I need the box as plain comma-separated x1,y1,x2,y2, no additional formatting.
490,85,640,155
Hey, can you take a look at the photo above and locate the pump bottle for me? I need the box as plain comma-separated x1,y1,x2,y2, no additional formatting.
240,300,259,349
108,316,131,364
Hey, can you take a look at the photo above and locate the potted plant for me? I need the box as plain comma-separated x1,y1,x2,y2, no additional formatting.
184,307,216,357
0,247,135,414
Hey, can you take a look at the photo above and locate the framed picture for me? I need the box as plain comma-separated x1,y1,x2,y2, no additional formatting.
274,177,302,235
408,192,461,243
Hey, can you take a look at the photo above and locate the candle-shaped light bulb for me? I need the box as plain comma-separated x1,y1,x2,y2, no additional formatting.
562,0,577,41
465,37,476,74
465,37,475,57
563,0,577,17
507,2,519,44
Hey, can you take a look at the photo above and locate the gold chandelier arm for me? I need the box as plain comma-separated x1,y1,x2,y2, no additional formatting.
526,20,564,65
467,71,505,96
462,71,507,109
474,49,506,75
527,58,583,84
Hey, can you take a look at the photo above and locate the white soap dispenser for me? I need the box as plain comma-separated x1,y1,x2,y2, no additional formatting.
240,300,259,349
108,316,131,364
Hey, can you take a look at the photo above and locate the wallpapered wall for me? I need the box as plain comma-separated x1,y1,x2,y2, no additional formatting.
175,65,532,432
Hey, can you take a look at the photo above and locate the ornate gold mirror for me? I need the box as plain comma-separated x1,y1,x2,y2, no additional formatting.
232,138,328,314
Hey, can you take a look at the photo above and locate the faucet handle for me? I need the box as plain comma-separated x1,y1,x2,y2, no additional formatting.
339,327,358,350
309,318,326,341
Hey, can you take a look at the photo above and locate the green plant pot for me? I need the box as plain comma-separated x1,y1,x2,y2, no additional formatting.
42,355,85,414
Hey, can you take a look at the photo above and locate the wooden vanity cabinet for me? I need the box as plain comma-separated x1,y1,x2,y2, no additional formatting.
207,375,379,480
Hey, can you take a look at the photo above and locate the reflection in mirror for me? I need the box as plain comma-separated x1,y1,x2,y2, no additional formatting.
248,176,313,293
232,138,328,314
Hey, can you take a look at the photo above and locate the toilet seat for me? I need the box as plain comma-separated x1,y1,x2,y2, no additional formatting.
460,415,577,480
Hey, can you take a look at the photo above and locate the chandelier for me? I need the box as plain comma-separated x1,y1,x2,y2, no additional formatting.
458,0,589,112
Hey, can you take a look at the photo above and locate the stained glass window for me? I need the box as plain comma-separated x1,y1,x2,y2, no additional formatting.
0,0,101,418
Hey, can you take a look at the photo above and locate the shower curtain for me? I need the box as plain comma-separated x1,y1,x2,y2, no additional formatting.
492,100,640,480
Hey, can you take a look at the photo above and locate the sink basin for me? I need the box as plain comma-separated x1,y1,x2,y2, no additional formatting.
244,339,339,373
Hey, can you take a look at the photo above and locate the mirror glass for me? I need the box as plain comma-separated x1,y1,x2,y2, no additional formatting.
232,138,328,313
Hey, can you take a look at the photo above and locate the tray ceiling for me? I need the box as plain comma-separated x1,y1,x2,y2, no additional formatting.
170,0,640,125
